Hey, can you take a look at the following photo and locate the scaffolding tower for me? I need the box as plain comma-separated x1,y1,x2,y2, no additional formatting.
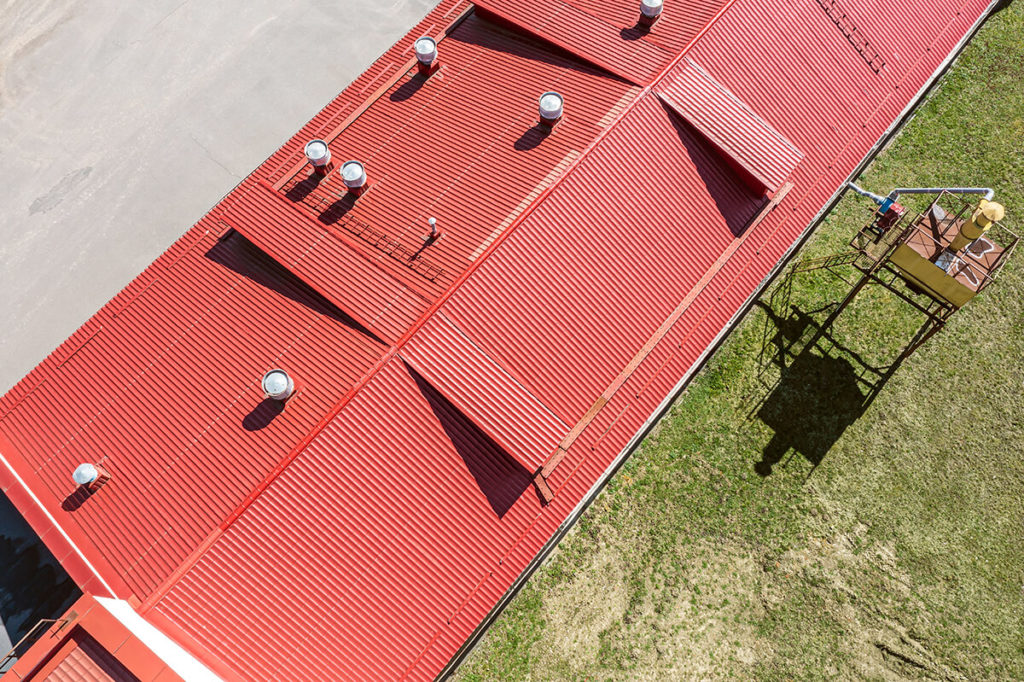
798,188,1018,357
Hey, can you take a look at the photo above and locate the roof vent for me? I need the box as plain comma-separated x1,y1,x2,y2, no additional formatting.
339,161,368,196
72,462,111,490
414,36,439,76
425,216,442,241
262,369,295,401
639,0,663,28
341,161,368,197
538,91,564,130
304,139,334,177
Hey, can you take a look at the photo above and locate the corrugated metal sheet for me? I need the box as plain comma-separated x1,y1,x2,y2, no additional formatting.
220,182,428,343
474,0,731,84
156,358,545,682
44,637,138,682
232,11,639,343
444,92,763,422
402,313,569,473
474,0,671,84
0,225,387,601
568,0,732,55
656,57,804,193
0,0,998,680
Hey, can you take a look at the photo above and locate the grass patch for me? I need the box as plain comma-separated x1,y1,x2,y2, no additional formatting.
455,3,1024,681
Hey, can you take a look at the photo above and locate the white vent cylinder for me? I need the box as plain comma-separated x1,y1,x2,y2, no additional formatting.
640,0,664,18
262,369,295,401
304,140,331,167
415,37,437,65
72,463,98,486
341,161,367,190
539,92,564,124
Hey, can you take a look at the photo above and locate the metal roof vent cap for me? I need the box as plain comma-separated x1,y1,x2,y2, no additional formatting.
72,463,98,486
538,91,564,129
426,216,442,241
414,36,439,76
72,462,111,490
341,160,368,197
639,0,663,27
262,369,295,401
304,139,333,177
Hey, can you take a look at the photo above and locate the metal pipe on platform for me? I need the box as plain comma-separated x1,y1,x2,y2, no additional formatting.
847,182,888,206
890,186,995,201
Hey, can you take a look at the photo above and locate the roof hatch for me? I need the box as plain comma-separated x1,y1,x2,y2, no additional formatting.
401,313,570,500
655,57,803,197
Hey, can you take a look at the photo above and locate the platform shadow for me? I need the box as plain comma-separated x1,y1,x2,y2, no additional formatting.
749,275,914,477
406,364,532,518
755,348,868,476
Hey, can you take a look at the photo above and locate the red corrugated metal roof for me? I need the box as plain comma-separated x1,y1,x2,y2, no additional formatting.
656,56,804,194
402,313,569,473
444,91,763,422
0,0,996,680
474,0,731,84
0,225,387,600
220,182,427,342
155,358,546,681
229,11,639,343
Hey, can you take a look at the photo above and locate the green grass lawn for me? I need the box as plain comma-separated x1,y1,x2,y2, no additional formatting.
455,3,1024,680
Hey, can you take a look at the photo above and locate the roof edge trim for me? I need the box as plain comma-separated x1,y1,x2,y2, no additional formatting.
95,598,223,682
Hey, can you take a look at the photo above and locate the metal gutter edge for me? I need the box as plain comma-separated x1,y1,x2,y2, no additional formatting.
437,1,1003,678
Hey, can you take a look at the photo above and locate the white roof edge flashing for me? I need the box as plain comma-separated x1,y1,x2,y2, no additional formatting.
0,451,117,597
95,598,223,681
